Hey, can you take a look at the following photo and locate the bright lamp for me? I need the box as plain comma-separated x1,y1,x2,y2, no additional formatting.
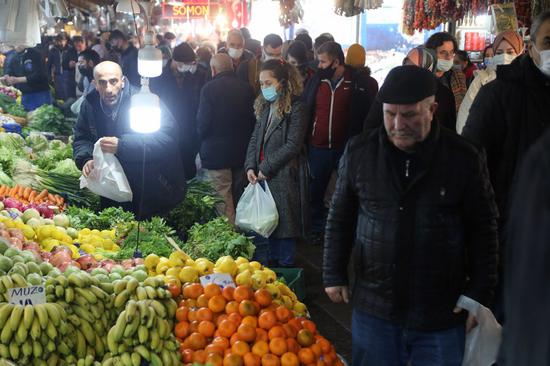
138,31,163,78
130,83,160,133
116,0,141,14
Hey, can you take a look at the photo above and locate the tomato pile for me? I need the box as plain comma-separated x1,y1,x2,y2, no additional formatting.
174,283,344,366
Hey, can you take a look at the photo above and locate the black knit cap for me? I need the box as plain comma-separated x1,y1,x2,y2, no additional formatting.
172,42,195,63
377,65,437,104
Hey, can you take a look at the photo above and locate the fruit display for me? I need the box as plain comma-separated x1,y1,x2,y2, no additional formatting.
0,185,65,209
174,283,340,366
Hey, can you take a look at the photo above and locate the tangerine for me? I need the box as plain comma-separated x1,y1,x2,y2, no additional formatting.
261,353,281,366
198,320,216,337
181,349,194,363
209,295,228,313
226,301,240,314
297,329,314,347
230,333,240,346
258,311,277,330
287,319,303,332
188,332,207,350
237,323,257,342
223,286,235,301
254,289,273,307
197,307,214,322
188,309,198,322
255,328,269,342
194,349,207,364
183,283,204,299
234,285,254,302
176,306,189,322
282,324,297,338
218,319,238,338
207,352,224,366
205,344,225,356
298,348,316,365
242,315,258,328
175,321,190,339
286,339,300,354
280,352,299,366
224,353,244,366
310,344,323,358
204,283,223,298
239,300,258,316
232,340,251,356
244,352,261,366
251,340,270,357
301,320,317,334
268,326,286,340
269,337,288,356
228,312,243,324
216,314,229,327
190,320,200,334
197,294,210,308
212,336,231,350
275,306,291,323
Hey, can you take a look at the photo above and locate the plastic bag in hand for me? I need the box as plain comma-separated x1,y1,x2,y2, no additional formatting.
459,296,502,366
79,139,133,202
235,182,279,238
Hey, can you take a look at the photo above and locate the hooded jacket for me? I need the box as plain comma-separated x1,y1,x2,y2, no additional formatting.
73,83,187,219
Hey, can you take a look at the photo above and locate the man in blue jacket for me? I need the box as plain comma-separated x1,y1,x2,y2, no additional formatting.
73,61,186,219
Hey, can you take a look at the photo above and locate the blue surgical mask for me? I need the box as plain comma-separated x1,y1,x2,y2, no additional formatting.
262,85,278,102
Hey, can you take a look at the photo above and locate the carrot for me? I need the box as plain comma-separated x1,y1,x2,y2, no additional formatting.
0,186,6,196
28,190,36,202
35,189,48,201
22,187,31,200
9,187,17,197
17,185,24,197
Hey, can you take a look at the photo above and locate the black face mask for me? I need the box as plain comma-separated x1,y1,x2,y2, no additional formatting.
79,66,92,79
317,61,336,80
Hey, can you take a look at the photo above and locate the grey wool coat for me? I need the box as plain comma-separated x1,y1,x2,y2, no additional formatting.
245,99,310,239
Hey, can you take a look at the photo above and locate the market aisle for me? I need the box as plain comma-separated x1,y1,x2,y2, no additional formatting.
295,241,352,363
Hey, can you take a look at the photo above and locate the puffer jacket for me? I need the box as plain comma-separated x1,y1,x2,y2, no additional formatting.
323,122,499,331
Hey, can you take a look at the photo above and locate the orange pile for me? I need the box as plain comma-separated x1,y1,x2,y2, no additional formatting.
175,283,343,366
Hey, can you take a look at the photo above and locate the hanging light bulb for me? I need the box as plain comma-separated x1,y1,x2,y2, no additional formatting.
138,31,163,77
130,79,161,133
116,0,141,14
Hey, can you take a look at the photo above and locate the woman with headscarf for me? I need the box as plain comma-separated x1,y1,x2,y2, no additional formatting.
456,31,524,133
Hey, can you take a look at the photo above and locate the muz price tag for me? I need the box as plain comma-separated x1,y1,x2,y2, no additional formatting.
200,274,236,289
8,285,46,306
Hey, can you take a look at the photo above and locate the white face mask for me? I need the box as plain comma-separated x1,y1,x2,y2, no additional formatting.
533,45,550,77
484,57,493,66
263,49,280,62
491,53,516,66
227,47,243,60
436,58,453,72
177,64,196,74
162,59,168,68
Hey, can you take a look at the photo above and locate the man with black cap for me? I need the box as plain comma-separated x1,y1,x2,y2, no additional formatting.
150,42,209,179
323,65,498,365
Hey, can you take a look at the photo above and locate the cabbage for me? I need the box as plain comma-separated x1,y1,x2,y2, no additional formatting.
0,169,12,186
48,139,66,151
0,133,25,151
26,134,49,152
49,159,80,177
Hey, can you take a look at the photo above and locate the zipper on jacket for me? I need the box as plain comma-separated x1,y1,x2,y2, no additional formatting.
324,78,344,149
405,160,410,178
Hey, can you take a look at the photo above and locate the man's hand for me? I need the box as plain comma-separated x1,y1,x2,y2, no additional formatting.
100,137,118,154
82,160,94,177
453,307,479,334
325,286,350,304
247,169,257,184
258,171,268,181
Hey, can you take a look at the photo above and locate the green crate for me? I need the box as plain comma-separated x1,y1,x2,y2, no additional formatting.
273,267,306,301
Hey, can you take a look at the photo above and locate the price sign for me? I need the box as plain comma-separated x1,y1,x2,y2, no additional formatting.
200,274,236,289
8,285,46,306
162,3,220,19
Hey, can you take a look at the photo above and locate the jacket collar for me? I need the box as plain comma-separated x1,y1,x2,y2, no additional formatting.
497,54,550,88
212,70,236,80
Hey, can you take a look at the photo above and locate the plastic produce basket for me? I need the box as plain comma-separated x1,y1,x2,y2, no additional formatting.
272,267,306,301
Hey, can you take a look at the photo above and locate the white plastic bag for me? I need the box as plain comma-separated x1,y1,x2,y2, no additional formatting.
235,182,279,238
79,140,133,202
459,296,502,366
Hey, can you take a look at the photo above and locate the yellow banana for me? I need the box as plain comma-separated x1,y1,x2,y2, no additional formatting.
111,310,127,342
30,316,41,340
34,304,48,330
46,321,57,340
64,286,74,303
0,303,13,328
76,287,97,304
8,304,24,332
136,286,147,301
114,289,130,308
137,325,149,344
22,304,34,330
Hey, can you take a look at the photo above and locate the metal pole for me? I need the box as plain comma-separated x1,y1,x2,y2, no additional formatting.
356,13,360,43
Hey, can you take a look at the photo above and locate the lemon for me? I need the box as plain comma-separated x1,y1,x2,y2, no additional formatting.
214,256,237,276
80,244,95,253
100,230,112,239
37,226,54,241
80,228,91,236
282,295,293,309
165,267,181,278
194,258,214,276
156,258,170,273
185,258,195,267
67,245,80,259
235,269,252,286
293,302,308,314
263,269,277,283
169,251,189,267
235,256,249,266
266,283,281,299
178,267,199,283
52,229,65,241
42,238,60,252
251,272,267,290
237,263,251,274
249,261,262,271
164,275,181,287
102,240,113,250
91,229,100,235
144,254,160,270
21,225,36,240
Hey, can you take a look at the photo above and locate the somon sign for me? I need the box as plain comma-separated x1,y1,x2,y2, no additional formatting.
162,1,220,19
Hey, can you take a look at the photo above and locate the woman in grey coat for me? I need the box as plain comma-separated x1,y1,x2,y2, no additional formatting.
245,59,309,266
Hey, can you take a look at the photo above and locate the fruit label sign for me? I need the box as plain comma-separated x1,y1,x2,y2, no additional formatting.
200,274,236,289
8,285,46,305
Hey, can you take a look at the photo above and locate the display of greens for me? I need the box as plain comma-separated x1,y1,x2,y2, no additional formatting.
182,217,255,261
28,105,72,136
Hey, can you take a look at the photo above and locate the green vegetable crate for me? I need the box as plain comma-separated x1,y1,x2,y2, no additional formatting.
273,267,306,301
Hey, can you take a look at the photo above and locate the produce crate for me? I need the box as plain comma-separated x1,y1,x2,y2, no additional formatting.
273,267,306,301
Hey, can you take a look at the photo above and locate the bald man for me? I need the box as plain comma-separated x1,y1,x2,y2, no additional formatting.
73,61,187,219
196,53,256,224
364,46,457,132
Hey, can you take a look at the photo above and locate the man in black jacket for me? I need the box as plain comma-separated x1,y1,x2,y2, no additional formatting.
196,53,255,224
73,61,186,219
323,66,498,365
303,41,374,240
462,11,550,320
150,43,209,179
109,30,140,87
47,33,77,101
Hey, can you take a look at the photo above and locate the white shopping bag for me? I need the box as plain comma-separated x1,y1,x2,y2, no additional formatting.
235,182,279,238
459,296,502,366
79,139,133,202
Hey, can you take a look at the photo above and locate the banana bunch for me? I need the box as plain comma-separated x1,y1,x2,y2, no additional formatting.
0,272,29,301
44,271,113,361
103,299,181,366
0,302,68,365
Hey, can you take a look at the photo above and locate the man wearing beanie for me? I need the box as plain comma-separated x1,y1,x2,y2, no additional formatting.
456,30,524,133
150,42,209,179
462,11,550,323
323,65,498,365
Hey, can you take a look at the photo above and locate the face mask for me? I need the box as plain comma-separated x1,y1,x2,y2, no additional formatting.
263,49,280,62
317,61,336,80
162,59,168,68
177,64,195,74
491,53,516,66
484,57,492,66
227,47,243,60
436,58,453,72
533,45,550,77
78,66,92,78
262,85,278,102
